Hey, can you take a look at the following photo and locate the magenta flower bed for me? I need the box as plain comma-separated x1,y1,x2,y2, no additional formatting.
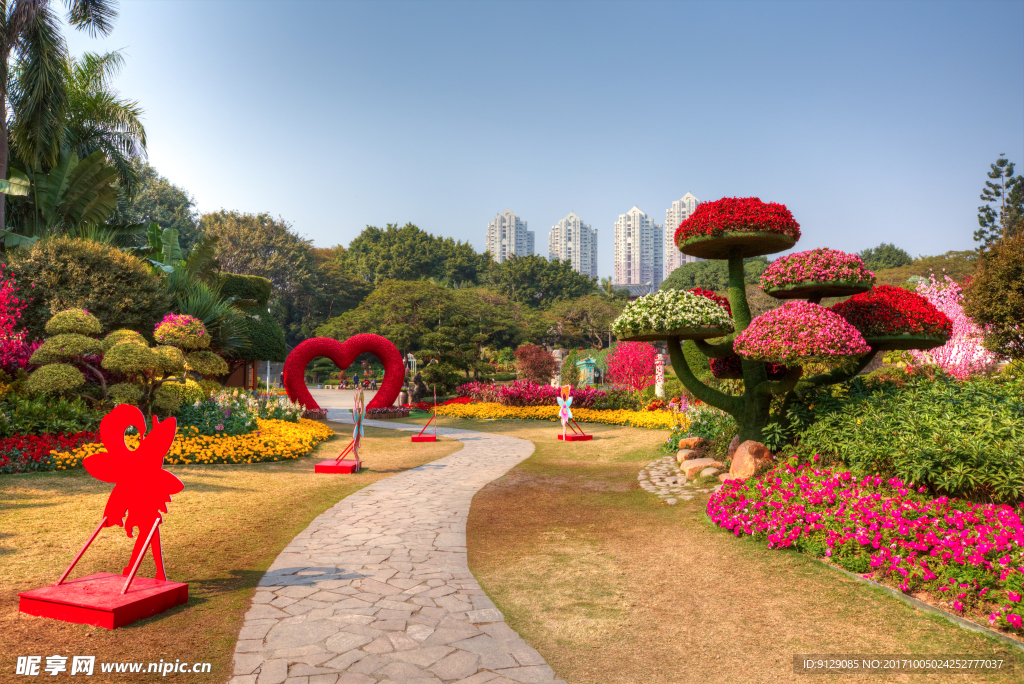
760,247,875,289
456,380,605,409
708,459,1024,637
733,301,870,363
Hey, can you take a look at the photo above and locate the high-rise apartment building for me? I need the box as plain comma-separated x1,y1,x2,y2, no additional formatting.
485,210,534,263
613,206,664,288
548,211,598,277
664,192,700,279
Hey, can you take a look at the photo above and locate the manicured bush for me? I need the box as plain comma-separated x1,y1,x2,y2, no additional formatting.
734,301,870,364
786,374,1024,503
45,308,101,336
0,395,101,438
514,345,556,384
420,362,463,395
24,363,85,395
154,313,210,349
185,350,230,377
10,237,170,341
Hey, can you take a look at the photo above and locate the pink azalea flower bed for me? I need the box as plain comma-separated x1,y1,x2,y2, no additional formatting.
733,301,871,363
708,458,1024,638
760,247,875,289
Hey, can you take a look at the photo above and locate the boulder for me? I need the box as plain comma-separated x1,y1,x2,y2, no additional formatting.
729,440,773,479
719,473,743,483
700,467,720,477
678,437,708,451
727,435,741,460
676,448,697,463
680,458,724,479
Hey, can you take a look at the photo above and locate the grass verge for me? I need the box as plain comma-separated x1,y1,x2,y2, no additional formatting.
0,422,461,683
407,416,1020,684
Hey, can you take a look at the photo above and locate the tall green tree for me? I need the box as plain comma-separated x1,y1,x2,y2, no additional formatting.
976,154,1024,249
964,232,1024,361
344,222,490,285
547,294,624,349
108,161,199,251
486,254,596,306
1,0,119,231
858,242,912,271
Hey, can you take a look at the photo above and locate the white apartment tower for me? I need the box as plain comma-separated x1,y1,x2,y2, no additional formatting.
614,206,664,288
548,212,598,277
486,210,535,263
664,192,701,278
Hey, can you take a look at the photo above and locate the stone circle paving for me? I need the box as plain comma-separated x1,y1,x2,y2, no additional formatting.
637,454,721,505
230,415,567,684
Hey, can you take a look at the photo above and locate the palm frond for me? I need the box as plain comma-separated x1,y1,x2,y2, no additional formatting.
64,0,117,38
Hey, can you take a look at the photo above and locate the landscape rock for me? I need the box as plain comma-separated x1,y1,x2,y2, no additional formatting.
718,473,743,483
727,435,741,460
680,458,724,479
729,440,772,479
678,437,708,451
699,467,720,477
676,448,696,463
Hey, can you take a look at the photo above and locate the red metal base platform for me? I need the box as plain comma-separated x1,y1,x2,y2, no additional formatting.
411,434,436,442
18,572,188,629
315,459,361,473
558,434,593,441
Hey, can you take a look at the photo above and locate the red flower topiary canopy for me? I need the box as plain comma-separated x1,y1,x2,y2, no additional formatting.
688,287,732,315
830,285,953,339
675,197,802,246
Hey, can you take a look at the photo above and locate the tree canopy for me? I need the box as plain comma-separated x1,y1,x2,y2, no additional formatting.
109,162,200,252
344,222,491,285
485,254,596,306
976,154,1023,249
858,242,913,271
964,232,1024,360
661,256,769,291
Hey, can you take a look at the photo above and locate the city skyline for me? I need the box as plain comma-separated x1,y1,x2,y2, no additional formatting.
548,212,598,278
614,206,664,288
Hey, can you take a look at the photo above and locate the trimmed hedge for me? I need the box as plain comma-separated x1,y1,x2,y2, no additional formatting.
221,273,272,308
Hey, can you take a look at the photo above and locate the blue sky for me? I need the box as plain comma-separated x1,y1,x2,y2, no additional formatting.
66,0,1023,278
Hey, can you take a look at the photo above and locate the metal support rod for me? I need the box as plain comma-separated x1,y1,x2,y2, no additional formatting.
56,517,107,586
121,519,160,595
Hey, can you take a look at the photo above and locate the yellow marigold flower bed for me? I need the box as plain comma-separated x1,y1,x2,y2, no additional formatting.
433,402,685,430
49,418,335,470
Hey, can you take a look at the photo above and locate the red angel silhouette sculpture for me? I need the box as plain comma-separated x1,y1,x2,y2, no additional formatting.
58,404,184,592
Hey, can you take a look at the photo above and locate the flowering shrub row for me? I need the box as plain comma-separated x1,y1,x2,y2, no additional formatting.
831,285,952,340
406,396,474,411
675,197,801,243
455,381,606,409
611,289,734,338
734,301,870,363
0,431,99,474
49,418,334,469
708,459,1024,636
760,248,875,290
433,401,682,430
909,275,998,379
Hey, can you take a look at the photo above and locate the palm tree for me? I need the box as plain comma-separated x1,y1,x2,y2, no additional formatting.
0,0,118,229
62,50,146,193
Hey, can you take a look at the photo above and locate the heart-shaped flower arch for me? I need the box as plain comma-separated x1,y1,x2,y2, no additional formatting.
283,334,404,411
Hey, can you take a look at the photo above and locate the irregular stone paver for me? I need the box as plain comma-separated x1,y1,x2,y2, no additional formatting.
637,454,721,504
230,415,566,684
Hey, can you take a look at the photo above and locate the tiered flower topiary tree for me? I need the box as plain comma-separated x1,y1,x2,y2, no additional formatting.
612,197,953,443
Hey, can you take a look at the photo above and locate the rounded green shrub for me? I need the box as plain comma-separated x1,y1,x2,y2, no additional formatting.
185,350,229,377
30,334,104,364
102,341,158,375
153,345,186,374
25,363,85,395
153,383,183,414
159,378,205,408
45,309,102,336
198,379,222,397
108,382,144,405
10,237,171,340
154,314,210,350
102,329,146,351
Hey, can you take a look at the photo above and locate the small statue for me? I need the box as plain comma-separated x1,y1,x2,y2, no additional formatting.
410,371,428,404
556,384,574,440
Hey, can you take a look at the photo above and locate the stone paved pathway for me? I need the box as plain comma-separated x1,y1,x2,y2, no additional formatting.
230,415,566,684
637,454,720,505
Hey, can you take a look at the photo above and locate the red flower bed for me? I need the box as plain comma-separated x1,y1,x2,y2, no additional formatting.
688,287,732,315
709,355,789,379
675,197,801,244
830,285,953,339
0,432,99,474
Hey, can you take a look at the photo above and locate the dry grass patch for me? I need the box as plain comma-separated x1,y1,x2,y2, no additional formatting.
0,422,461,683
404,416,1020,684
